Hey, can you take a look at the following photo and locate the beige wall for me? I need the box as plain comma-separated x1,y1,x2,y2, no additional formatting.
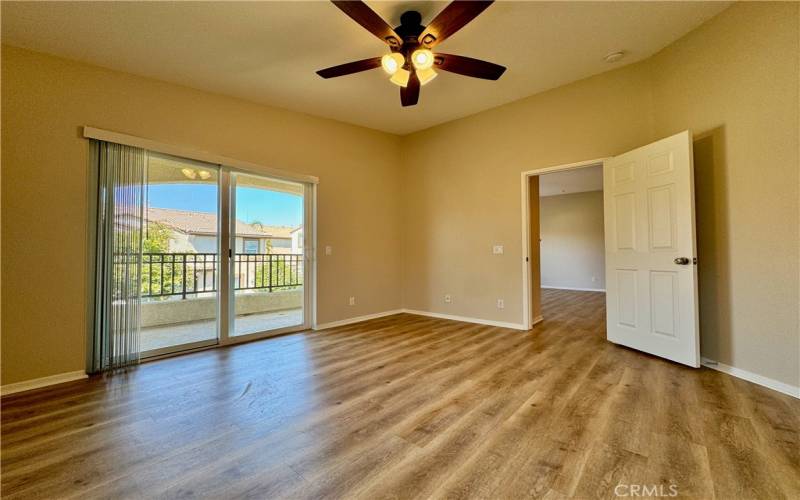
2,2,798,389
1,45,402,384
540,191,605,291
401,61,655,326
646,2,799,387
401,2,799,387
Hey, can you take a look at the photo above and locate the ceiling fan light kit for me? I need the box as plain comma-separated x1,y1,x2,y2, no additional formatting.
416,67,437,86
381,53,404,75
412,49,434,70
317,0,506,106
390,67,411,87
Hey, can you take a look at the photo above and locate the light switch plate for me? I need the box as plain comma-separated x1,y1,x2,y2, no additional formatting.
493,245,504,255
325,245,332,255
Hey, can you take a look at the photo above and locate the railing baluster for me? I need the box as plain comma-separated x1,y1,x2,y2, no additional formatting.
141,251,302,298
182,254,187,299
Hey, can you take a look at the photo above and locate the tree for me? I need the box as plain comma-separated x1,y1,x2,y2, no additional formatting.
141,222,195,299
254,257,300,291
143,222,172,253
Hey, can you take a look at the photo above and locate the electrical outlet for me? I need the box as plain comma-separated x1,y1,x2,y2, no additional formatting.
497,299,505,309
591,276,597,283
444,294,452,303
325,245,333,256
493,245,504,255
348,296,355,306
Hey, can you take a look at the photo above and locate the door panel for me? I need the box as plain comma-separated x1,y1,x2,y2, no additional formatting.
614,193,637,250
140,154,220,357
604,130,700,367
230,172,306,338
616,269,638,328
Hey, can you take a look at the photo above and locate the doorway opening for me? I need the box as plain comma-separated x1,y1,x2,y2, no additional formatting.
521,131,700,368
539,164,607,333
523,160,606,328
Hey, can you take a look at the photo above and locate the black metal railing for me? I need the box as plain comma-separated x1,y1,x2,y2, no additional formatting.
140,252,303,299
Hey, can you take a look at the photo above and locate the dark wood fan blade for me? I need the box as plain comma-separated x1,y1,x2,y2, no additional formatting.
331,1,401,47
418,1,493,48
434,53,506,80
317,57,382,78
400,71,420,107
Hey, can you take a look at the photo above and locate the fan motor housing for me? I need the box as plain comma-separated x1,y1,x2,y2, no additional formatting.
392,10,426,66
395,11,425,40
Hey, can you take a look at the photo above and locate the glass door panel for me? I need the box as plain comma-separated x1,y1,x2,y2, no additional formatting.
140,153,220,355
232,173,305,337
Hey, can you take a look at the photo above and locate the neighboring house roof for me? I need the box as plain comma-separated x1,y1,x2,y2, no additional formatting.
147,207,297,238
250,223,295,239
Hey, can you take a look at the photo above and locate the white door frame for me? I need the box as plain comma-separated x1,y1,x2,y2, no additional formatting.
85,127,319,362
140,164,317,359
218,169,316,347
520,158,611,329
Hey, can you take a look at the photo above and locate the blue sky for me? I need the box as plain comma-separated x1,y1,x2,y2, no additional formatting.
148,184,303,227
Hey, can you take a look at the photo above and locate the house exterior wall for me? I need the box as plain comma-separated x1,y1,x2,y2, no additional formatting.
163,233,292,254
188,234,217,253
291,229,304,253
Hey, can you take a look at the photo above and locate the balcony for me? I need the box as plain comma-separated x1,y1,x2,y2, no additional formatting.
138,252,304,352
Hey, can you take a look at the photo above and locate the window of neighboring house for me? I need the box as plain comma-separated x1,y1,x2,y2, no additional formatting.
271,238,291,248
243,238,260,254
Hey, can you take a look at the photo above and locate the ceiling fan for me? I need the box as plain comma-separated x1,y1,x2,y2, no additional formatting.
317,0,506,107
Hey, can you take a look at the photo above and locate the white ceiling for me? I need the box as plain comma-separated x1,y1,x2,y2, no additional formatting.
1,1,730,135
540,165,603,197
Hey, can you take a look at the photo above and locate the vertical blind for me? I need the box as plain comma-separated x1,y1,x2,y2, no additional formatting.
90,140,147,373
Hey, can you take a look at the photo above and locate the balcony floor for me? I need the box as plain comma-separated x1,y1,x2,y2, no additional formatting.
141,308,304,353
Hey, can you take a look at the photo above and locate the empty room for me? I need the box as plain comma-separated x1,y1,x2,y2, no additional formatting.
1,1,798,499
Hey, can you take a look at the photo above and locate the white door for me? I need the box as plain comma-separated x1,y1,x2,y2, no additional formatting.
603,130,700,367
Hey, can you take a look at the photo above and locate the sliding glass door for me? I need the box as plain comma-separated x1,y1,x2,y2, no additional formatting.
98,146,314,359
140,154,220,356
230,173,306,338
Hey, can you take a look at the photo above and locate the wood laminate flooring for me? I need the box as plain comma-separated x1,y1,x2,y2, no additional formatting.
2,290,798,499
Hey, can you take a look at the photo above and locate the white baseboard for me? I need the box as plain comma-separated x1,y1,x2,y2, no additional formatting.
402,309,527,330
542,286,606,293
314,308,527,332
702,357,799,399
313,309,404,330
1,370,88,397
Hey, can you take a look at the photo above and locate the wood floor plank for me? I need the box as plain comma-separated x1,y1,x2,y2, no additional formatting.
2,290,798,499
